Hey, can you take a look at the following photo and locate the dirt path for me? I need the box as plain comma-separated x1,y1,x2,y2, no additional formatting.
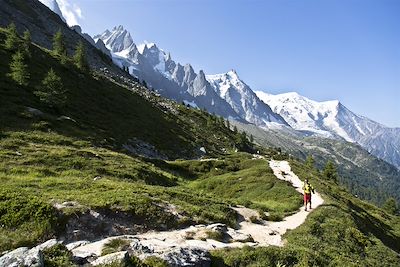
69,160,324,259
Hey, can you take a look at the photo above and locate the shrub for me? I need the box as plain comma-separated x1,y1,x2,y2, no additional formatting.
102,238,131,256
43,244,76,267
34,68,66,108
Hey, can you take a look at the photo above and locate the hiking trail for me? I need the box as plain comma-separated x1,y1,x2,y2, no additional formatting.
69,160,324,259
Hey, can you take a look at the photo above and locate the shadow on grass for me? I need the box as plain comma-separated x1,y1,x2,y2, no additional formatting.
347,200,400,253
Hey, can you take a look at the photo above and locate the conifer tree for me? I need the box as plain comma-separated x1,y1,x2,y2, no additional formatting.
323,160,338,183
250,134,254,143
305,155,315,169
233,125,238,133
35,68,66,108
73,41,89,72
4,23,19,50
226,119,230,130
52,29,67,64
8,50,29,86
383,197,398,215
21,30,31,57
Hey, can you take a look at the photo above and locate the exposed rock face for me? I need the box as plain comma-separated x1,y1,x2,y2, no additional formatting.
0,239,59,267
91,251,129,266
94,26,281,124
256,91,400,169
69,236,211,267
0,0,117,71
161,247,211,267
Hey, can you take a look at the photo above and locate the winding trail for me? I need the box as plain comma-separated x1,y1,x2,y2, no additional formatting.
70,160,324,259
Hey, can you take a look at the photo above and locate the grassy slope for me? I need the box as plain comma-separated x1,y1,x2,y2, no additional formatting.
0,27,249,160
0,28,299,253
234,121,400,206
1,27,399,267
211,161,400,267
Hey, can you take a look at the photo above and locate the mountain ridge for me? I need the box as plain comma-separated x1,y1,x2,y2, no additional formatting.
94,25,286,125
256,90,400,168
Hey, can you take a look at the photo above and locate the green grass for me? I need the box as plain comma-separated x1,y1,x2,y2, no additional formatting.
102,238,131,256
184,153,303,217
211,161,400,267
0,27,250,160
0,129,275,251
42,244,77,267
1,25,400,267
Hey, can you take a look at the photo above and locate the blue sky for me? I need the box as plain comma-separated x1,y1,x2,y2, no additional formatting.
59,0,399,127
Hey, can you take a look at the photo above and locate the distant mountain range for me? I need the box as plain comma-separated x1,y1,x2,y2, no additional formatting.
256,91,400,169
35,1,400,169
91,26,287,126
91,25,399,169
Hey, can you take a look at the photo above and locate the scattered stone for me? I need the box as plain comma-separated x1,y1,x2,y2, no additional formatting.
57,116,77,123
15,151,22,156
227,230,254,243
91,251,129,266
162,247,211,267
130,239,154,254
0,247,31,267
52,201,82,210
66,240,91,251
26,107,44,116
123,138,167,159
0,239,59,267
93,176,102,181
269,230,279,236
35,239,60,251
205,223,228,233
199,147,206,154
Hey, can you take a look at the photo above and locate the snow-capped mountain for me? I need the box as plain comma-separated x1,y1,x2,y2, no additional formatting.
39,0,66,23
93,26,285,124
207,70,287,126
256,91,400,168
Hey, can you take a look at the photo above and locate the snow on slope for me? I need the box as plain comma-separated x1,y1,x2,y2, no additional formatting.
256,91,348,139
206,70,288,127
94,26,285,126
39,0,66,23
256,90,400,168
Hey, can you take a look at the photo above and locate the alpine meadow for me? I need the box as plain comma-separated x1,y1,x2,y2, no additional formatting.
0,0,399,266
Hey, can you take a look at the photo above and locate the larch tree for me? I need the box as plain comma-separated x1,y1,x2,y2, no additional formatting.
52,29,67,64
35,68,67,108
8,50,29,86
73,41,89,72
4,22,19,50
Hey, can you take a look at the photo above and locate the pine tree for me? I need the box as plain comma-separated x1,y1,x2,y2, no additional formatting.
4,23,19,50
305,155,315,169
21,30,31,57
383,197,398,215
206,116,213,127
233,125,238,133
8,50,29,86
250,134,254,143
323,160,338,183
35,68,66,108
226,119,230,130
73,41,89,72
52,29,67,64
